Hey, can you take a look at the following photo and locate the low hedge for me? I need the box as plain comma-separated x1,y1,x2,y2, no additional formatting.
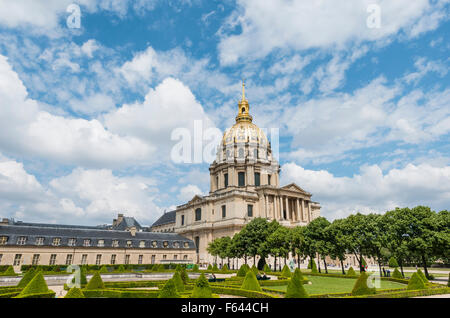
210,286,277,298
14,291,56,298
82,289,160,298
0,291,21,298
348,287,450,298
103,280,167,289
0,287,22,294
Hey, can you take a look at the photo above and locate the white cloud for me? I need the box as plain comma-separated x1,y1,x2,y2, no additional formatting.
281,162,450,220
218,0,446,64
177,184,203,202
0,54,151,168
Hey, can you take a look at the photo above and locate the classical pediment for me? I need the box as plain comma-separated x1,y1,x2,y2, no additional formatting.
281,183,310,195
188,195,204,204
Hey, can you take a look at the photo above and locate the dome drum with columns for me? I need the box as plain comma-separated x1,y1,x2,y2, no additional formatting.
152,81,321,265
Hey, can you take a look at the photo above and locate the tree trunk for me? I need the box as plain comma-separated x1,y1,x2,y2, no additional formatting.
284,257,287,266
254,255,256,266
274,256,277,272
244,255,247,265
297,254,301,269
421,254,430,279
359,252,364,272
340,259,345,275
323,258,328,274
377,257,383,278
317,254,321,273
399,259,404,278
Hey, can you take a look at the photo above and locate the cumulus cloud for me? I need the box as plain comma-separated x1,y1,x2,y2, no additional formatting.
177,184,203,202
0,154,165,225
281,162,450,220
218,0,447,64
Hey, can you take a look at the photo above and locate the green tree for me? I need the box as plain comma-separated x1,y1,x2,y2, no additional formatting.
388,257,399,268
327,219,350,275
266,226,291,271
290,226,305,269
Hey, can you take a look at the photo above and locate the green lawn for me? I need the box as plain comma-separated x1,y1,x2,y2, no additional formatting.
268,276,406,295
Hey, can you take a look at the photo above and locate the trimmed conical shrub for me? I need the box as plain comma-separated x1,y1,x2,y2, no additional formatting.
207,264,213,271
2,266,16,276
308,259,318,273
17,268,36,288
221,264,229,273
251,265,259,276
263,264,271,272
64,287,85,298
85,272,105,290
407,272,426,290
117,264,125,272
416,269,429,283
285,269,309,298
281,265,292,278
237,264,249,277
18,272,49,296
241,270,262,292
158,279,180,298
212,263,219,272
180,267,189,284
191,273,212,298
192,264,199,272
157,264,165,271
172,271,185,292
388,257,399,268
99,265,108,273
351,272,376,296
392,267,403,279
175,264,182,272
347,267,357,276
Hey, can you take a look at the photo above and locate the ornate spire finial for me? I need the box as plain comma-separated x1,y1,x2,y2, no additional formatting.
242,78,246,101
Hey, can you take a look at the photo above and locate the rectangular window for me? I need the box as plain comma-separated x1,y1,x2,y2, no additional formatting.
163,255,167,260
174,255,178,260
181,215,185,226
183,255,188,260
221,205,226,218
0,254,2,264
0,236,8,245
125,255,130,265
65,254,73,265
238,172,245,187
151,255,155,264
268,175,271,185
95,254,102,265
138,255,143,264
195,208,201,221
35,237,44,246
254,172,260,186
81,254,88,265
68,238,76,246
111,254,116,265
13,254,22,266
17,236,27,245
194,236,200,254
216,175,219,189
248,205,253,217
52,238,61,246
32,254,40,265
224,173,228,187
49,254,57,265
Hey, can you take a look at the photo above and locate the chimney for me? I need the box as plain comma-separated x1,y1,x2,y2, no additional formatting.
117,214,124,224
1,218,9,225
130,226,137,237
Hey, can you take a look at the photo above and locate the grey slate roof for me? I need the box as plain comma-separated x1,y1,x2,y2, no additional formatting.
151,211,176,227
112,216,142,231
0,224,195,250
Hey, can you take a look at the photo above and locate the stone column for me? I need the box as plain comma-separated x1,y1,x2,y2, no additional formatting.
265,195,269,218
285,196,289,220
301,199,305,222
308,201,312,222
296,198,300,222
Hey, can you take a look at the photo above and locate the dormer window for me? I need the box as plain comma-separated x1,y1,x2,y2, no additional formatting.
174,242,180,248
35,237,44,246
68,238,76,246
112,240,119,247
126,240,132,248
17,236,27,245
52,238,61,246
184,242,189,248
83,239,91,247
152,241,157,248
139,241,145,248
97,240,104,247
0,236,8,245
163,241,169,248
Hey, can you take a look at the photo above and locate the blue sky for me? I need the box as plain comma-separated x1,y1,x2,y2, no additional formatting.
0,0,449,226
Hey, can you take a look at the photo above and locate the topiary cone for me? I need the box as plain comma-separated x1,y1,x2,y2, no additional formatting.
416,269,429,283
158,279,180,298
64,287,85,298
285,269,309,298
281,264,292,278
191,273,212,298
407,272,426,290
347,267,357,276
392,267,403,279
172,271,185,292
241,270,262,292
17,268,36,288
351,272,376,296
85,271,105,290
18,272,49,296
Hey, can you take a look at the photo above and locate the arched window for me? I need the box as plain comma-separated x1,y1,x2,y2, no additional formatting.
242,107,245,113
253,149,258,158
195,208,202,221
238,148,244,158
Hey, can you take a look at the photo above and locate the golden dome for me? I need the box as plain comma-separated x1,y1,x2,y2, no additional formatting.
221,80,269,147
